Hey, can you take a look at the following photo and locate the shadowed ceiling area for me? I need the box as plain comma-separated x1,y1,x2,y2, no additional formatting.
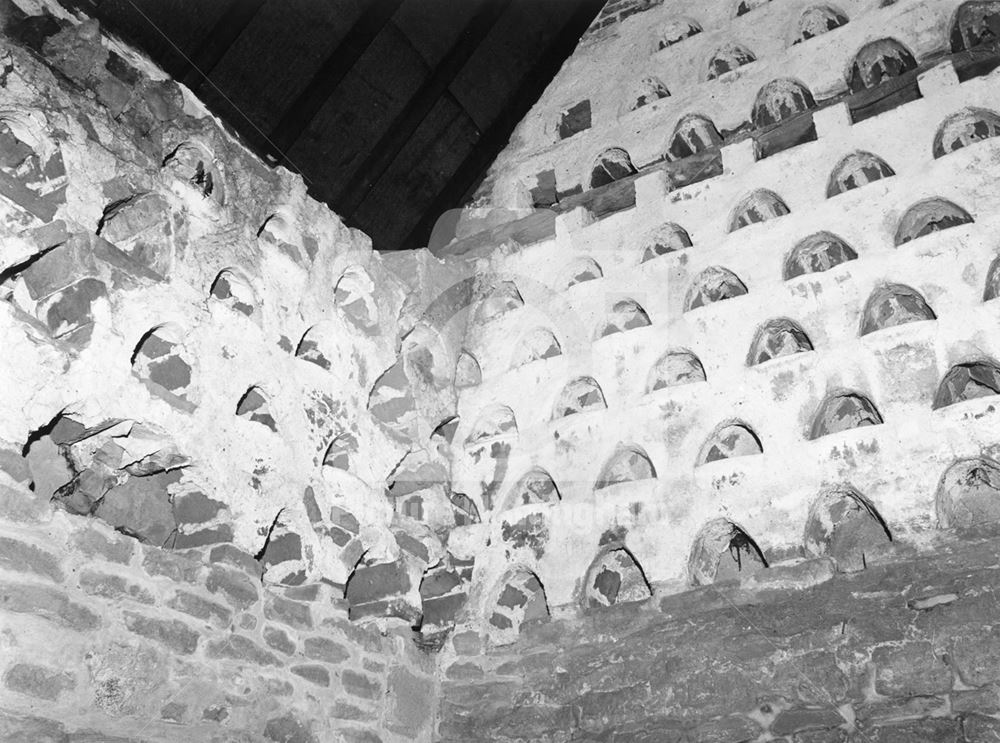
63,0,604,251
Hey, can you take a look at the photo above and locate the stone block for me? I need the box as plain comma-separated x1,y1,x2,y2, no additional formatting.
771,708,845,737
78,570,154,604
263,625,296,656
445,662,483,680
142,547,201,582
451,630,481,655
264,596,312,629
171,524,234,548
36,277,107,341
859,718,961,742
0,581,99,630
3,662,75,700
123,611,198,654
98,192,174,275
339,730,383,743
173,491,226,524
332,701,369,720
0,535,64,581
23,232,159,301
953,685,1000,714
0,710,66,743
290,664,330,687
302,636,349,663
95,472,177,546
0,483,50,523
205,566,259,610
964,713,1000,742
263,713,317,743
952,632,1000,687
342,669,381,700
166,590,232,626
71,526,134,564
209,543,259,575
871,641,952,696
386,666,433,736
696,715,762,742
206,634,281,667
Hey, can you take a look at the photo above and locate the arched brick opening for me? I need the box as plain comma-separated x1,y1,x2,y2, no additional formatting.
859,283,936,336
804,486,891,572
323,432,358,470
746,318,813,365
689,519,767,585
795,4,849,43
933,107,1000,157
630,76,670,110
827,151,895,197
727,189,790,232
209,268,256,317
162,140,222,202
464,405,517,447
752,79,816,127
511,328,561,368
589,147,637,189
552,376,607,419
474,281,524,323
596,299,651,338
933,360,1000,409
707,43,757,80
983,255,1000,301
736,0,772,17
784,231,858,279
562,257,603,287
685,266,748,311
847,38,917,92
658,17,702,49
640,222,693,263
647,349,707,391
594,445,656,490
503,468,561,510
666,114,723,161
950,1,1000,52
455,349,482,388
236,386,276,432
809,392,883,439
697,422,763,464
131,323,194,404
334,266,379,332
582,546,652,607
487,567,550,644
936,457,1000,534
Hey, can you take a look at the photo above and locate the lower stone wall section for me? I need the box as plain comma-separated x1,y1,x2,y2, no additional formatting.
0,481,436,743
437,536,1000,742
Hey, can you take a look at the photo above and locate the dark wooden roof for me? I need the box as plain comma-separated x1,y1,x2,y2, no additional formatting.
68,0,603,251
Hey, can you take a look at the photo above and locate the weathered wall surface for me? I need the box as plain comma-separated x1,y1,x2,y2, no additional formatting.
432,0,1000,738
0,0,462,740
438,534,1000,742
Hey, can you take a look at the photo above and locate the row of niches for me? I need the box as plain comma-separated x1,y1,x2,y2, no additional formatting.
618,1,986,120
589,98,997,193
655,0,994,54
566,5,951,142
477,454,1000,644
460,356,1000,475
465,196,978,354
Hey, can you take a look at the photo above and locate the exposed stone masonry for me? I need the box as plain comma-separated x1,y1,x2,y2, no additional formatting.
5,0,1000,740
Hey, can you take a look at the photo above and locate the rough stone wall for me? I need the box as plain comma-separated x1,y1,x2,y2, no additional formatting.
438,534,1000,742
0,1,461,740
